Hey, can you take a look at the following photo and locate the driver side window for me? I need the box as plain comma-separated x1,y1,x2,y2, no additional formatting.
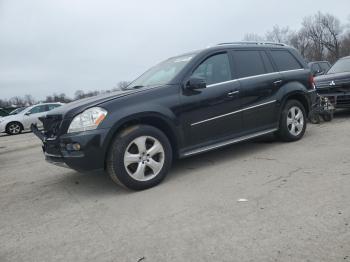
192,53,232,85
28,105,47,114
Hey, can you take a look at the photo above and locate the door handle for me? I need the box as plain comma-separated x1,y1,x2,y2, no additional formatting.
273,80,283,87
227,90,239,97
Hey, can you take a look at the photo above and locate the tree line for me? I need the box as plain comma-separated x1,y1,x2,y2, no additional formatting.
0,81,129,108
243,12,350,63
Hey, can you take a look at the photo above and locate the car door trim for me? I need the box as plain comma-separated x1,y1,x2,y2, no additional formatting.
206,68,305,88
191,100,276,126
183,128,278,157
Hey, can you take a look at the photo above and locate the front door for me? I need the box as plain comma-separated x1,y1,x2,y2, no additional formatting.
180,52,243,148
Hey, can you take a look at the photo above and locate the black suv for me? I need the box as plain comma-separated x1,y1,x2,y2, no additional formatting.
314,56,350,108
32,42,316,190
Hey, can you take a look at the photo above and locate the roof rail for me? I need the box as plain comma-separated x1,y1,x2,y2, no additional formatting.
217,41,287,47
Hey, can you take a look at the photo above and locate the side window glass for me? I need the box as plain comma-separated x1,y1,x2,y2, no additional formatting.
233,50,266,78
48,104,60,110
270,50,302,71
320,62,330,72
260,51,275,73
311,63,321,73
192,53,232,85
29,105,47,114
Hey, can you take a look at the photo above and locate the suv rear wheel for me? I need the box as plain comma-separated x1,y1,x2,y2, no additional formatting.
277,100,306,142
6,122,23,135
106,125,172,190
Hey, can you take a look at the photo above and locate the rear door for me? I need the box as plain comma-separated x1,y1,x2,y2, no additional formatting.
230,49,282,133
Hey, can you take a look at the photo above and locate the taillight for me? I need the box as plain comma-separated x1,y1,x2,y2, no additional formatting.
309,75,316,90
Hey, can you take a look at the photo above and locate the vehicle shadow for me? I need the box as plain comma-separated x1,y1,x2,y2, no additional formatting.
53,135,283,196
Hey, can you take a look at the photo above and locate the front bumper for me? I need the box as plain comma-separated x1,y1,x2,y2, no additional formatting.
32,124,110,171
316,90,350,108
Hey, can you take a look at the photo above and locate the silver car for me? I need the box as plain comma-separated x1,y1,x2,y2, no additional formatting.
0,103,63,135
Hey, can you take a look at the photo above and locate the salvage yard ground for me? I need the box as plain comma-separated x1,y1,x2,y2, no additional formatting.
1,111,350,262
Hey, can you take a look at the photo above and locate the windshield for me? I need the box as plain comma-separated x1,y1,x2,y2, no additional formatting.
9,107,26,115
327,58,350,74
126,54,194,89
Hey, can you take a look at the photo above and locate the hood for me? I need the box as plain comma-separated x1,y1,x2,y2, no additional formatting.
47,86,162,119
314,71,350,88
0,114,20,123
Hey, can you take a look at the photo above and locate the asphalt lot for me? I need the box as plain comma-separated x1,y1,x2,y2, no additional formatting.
0,112,350,262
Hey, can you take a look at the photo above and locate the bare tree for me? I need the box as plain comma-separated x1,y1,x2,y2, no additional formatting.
242,33,265,42
265,25,293,44
302,12,326,61
319,13,342,62
24,94,35,106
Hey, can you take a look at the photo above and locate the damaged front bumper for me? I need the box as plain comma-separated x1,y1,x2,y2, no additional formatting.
31,124,109,171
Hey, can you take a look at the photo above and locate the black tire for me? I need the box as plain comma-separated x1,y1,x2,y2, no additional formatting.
322,112,333,122
6,122,23,135
106,125,173,190
277,100,307,142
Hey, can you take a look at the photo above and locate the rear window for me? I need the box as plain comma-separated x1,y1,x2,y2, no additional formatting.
270,50,302,71
233,50,267,78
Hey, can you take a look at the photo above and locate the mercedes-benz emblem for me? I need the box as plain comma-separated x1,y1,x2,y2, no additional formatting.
329,80,336,86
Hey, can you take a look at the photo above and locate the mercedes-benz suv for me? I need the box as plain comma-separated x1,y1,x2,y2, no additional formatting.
32,42,316,190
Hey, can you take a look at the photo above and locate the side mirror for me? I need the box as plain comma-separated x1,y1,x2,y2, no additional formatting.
186,77,206,90
25,112,31,116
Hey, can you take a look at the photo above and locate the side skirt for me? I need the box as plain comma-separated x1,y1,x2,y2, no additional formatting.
180,128,278,158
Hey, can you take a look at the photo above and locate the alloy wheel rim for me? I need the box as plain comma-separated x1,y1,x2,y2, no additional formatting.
9,124,21,134
123,136,165,181
287,106,304,136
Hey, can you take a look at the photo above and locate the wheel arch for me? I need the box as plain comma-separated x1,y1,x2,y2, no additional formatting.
283,92,310,116
103,113,180,168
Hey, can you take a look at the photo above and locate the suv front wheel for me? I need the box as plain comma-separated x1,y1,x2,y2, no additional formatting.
277,100,307,142
106,125,172,190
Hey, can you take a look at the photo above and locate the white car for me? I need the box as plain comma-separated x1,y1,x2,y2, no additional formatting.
0,103,63,135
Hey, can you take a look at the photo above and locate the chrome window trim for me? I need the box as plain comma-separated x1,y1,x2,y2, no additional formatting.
206,68,305,88
191,100,277,126
183,128,278,157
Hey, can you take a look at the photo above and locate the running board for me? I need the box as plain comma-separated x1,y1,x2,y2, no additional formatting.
181,128,278,157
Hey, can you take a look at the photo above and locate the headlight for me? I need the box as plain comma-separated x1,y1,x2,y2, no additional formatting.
67,107,107,133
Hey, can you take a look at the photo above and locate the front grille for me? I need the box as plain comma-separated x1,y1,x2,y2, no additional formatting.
337,95,350,105
39,114,63,138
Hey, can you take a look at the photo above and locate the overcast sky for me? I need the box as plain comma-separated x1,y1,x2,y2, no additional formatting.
0,0,349,100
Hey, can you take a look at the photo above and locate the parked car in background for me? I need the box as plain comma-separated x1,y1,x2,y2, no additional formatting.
308,61,332,76
32,42,316,190
314,56,350,108
9,107,26,115
0,103,63,135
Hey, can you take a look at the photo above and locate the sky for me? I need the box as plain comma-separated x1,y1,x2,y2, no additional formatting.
0,0,349,100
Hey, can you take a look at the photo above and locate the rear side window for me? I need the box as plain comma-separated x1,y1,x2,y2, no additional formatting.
233,50,266,78
270,50,302,71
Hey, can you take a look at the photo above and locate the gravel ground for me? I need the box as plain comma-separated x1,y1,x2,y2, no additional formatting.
0,111,349,262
